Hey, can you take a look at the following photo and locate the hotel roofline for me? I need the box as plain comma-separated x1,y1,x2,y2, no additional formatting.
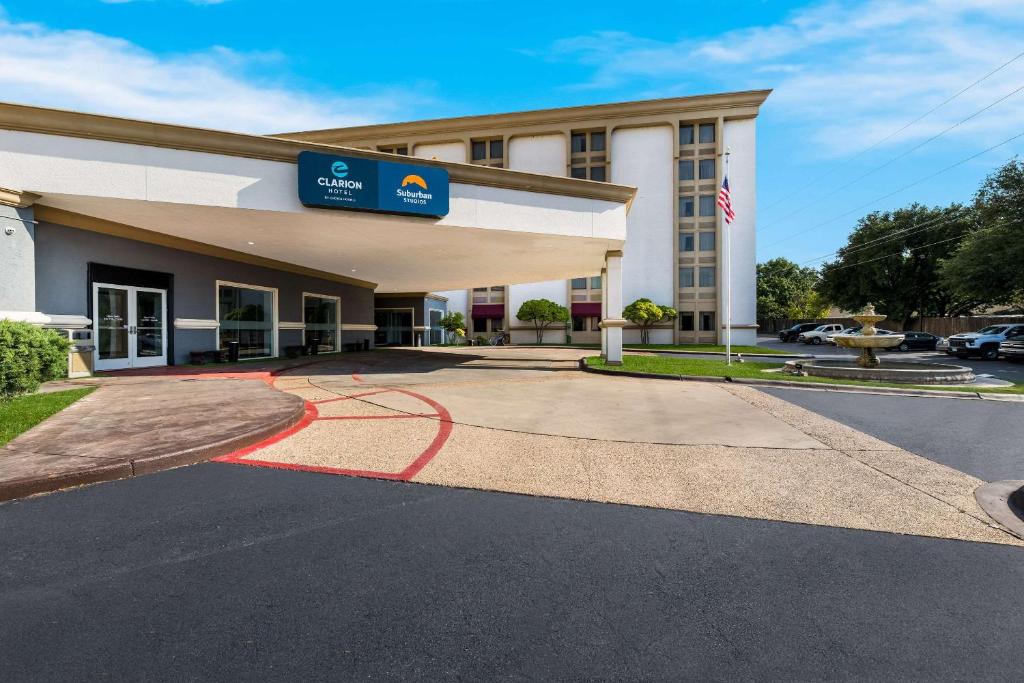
274,89,772,144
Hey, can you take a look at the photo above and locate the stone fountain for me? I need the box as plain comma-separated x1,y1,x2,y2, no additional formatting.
783,303,976,385
835,303,900,368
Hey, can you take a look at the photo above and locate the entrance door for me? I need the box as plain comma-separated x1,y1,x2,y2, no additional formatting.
93,283,168,371
374,310,413,346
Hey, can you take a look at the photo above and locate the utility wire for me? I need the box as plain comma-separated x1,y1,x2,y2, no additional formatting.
761,130,1024,249
824,234,967,272
761,48,1024,214
762,82,1024,231
799,207,973,265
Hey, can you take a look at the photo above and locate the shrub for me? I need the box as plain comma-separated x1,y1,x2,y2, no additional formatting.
0,321,71,399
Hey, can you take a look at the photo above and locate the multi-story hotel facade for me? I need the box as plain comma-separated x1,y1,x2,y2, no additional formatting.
281,89,770,346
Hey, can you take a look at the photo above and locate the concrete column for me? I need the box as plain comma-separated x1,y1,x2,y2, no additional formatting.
602,251,625,365
600,267,608,359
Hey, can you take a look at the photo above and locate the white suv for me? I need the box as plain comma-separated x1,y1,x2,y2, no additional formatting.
798,323,844,345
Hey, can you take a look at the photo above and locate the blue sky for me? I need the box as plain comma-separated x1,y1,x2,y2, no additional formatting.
1,0,1022,265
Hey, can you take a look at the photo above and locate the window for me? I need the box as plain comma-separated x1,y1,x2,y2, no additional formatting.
699,195,716,217
699,158,716,180
699,123,715,144
679,267,695,288
679,124,695,145
590,275,602,290
680,233,695,252
571,277,587,290
572,316,586,332
571,129,608,182
679,160,694,181
571,132,587,154
474,317,502,334
698,231,716,251
679,311,695,331
378,144,408,155
700,311,716,332
679,196,695,218
699,266,716,288
471,137,503,167
218,282,275,359
303,294,339,353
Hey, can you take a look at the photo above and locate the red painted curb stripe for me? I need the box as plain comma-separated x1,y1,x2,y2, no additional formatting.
316,413,440,421
212,401,319,463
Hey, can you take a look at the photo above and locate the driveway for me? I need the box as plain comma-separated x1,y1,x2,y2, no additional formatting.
212,346,1017,546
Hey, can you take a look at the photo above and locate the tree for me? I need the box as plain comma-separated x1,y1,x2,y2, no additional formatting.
756,258,825,320
941,158,1024,310
437,312,465,344
819,204,977,328
516,299,569,344
622,299,677,344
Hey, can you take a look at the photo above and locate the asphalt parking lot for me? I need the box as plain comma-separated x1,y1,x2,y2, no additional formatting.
758,336,1024,383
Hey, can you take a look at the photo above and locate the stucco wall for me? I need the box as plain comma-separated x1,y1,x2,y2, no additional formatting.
413,141,466,163
0,206,35,312
723,118,758,346
611,125,674,309
508,134,566,175
34,221,375,363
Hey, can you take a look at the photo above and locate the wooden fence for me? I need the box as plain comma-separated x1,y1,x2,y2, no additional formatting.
759,316,1024,337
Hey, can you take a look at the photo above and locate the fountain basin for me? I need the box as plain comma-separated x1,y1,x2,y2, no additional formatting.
834,333,904,349
783,358,976,385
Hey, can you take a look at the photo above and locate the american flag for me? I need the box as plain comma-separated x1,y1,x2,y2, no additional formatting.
717,176,736,224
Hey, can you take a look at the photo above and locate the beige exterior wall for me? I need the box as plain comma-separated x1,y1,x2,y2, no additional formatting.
413,141,465,163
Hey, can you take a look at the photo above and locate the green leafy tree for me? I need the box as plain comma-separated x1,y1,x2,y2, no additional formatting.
516,299,570,344
819,204,977,328
437,312,465,344
941,158,1024,310
622,299,677,344
756,257,825,320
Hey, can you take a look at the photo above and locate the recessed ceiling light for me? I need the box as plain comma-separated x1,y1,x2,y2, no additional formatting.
351,269,357,272
247,241,255,245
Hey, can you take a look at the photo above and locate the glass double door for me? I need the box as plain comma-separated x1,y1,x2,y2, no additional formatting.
93,283,167,371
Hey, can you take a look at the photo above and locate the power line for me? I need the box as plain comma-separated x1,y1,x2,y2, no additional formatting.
825,234,967,272
799,207,973,265
761,130,1024,249
762,81,1024,231
761,48,1024,214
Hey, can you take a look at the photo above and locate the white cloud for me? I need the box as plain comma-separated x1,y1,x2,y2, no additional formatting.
0,10,435,133
542,0,1024,157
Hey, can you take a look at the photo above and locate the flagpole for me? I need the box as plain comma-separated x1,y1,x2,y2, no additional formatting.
724,147,732,367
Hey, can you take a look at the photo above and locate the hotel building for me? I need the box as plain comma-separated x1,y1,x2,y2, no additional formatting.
280,89,770,346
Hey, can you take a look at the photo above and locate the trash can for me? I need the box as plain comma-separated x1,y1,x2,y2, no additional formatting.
363,338,370,351
227,341,240,363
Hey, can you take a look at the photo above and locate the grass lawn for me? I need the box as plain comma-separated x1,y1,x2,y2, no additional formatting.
585,355,1024,395
0,387,96,447
624,343,788,355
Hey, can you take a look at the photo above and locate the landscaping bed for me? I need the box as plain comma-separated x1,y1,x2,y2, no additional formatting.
584,355,1024,395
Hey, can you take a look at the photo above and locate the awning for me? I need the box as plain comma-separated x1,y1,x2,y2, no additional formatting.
472,304,505,319
572,302,602,317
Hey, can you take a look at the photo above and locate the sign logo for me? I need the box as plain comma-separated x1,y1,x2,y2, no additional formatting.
401,174,428,190
331,161,349,178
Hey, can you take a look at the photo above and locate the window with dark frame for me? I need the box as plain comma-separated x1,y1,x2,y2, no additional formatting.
679,311,695,331
571,129,608,183
679,124,695,145
679,267,695,288
699,123,715,144
679,159,694,181
700,311,716,332
470,137,504,167
680,233,695,252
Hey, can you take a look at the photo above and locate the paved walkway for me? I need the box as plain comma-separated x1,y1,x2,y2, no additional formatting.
214,347,1021,546
0,370,304,500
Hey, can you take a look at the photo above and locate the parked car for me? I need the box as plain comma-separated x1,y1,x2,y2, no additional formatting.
779,322,821,343
826,326,862,345
798,323,845,345
894,331,941,352
999,333,1024,363
946,324,1024,360
936,336,950,353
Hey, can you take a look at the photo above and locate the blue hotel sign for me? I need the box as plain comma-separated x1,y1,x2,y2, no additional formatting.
297,151,449,217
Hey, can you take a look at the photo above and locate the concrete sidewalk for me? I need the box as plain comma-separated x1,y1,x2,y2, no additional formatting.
0,374,304,501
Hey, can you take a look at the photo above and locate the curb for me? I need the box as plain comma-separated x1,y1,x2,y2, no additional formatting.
513,344,809,359
577,358,1024,401
0,384,306,503
974,480,1024,541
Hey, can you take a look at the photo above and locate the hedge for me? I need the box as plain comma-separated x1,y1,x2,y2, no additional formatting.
0,320,71,399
